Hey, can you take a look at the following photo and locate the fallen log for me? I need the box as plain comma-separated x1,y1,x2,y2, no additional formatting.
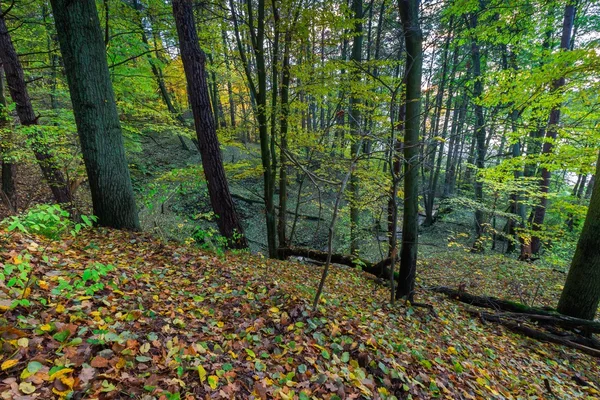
428,286,554,314
278,246,393,279
467,309,600,358
430,286,600,334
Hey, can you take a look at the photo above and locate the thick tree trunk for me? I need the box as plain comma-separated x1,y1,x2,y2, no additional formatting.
396,0,422,301
557,150,600,320
0,13,72,205
0,66,15,211
50,0,139,229
530,4,575,255
172,0,247,248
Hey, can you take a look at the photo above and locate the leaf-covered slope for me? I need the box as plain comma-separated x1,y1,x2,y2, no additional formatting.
0,229,598,399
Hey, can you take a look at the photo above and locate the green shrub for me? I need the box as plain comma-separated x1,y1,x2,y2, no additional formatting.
2,204,96,239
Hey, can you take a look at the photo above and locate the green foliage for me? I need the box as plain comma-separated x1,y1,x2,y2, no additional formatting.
51,262,116,299
0,253,33,309
2,204,96,239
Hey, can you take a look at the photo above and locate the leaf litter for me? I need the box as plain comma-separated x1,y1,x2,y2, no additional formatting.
0,229,598,399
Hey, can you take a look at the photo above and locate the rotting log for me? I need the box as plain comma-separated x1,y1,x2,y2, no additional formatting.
429,286,600,334
467,309,600,358
278,246,393,279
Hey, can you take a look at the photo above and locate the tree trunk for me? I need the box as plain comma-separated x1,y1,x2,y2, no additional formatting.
585,175,595,199
396,0,422,301
278,29,292,249
557,149,600,320
469,10,487,252
0,13,72,205
530,4,575,255
349,0,363,255
0,66,16,211
172,0,247,248
50,0,139,229
423,19,453,226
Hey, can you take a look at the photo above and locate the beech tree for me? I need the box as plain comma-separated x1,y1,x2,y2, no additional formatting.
50,0,139,229
396,0,422,301
172,0,247,249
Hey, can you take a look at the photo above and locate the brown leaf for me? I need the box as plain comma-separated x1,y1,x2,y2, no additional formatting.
90,356,109,368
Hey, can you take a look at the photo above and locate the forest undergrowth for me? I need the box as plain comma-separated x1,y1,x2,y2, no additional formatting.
0,228,598,399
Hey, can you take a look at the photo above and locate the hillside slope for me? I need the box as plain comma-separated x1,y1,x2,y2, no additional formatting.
0,229,598,399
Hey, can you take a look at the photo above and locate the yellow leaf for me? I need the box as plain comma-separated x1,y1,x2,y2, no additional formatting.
56,304,66,313
197,365,207,382
13,256,22,265
269,307,279,313
38,280,49,290
40,324,53,332
60,376,75,389
1,359,18,370
208,375,219,390
17,338,28,348
49,368,73,381
115,357,126,369
447,346,457,355
23,287,31,299
19,381,36,394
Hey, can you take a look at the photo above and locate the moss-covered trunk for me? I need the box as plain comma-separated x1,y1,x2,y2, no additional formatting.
50,0,139,229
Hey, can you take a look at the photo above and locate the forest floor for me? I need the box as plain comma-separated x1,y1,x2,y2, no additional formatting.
1,228,599,399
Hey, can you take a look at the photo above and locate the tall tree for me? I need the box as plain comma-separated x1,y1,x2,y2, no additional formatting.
557,149,600,320
0,66,15,211
172,0,247,249
0,10,72,205
50,0,140,229
395,0,422,301
230,0,277,257
530,3,575,254
468,4,488,252
348,0,363,255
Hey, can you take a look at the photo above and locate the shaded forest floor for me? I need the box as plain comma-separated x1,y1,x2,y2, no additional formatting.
1,228,598,399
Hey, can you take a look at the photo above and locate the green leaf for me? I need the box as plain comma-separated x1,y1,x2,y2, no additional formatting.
341,352,350,363
26,361,43,374
297,364,307,374
52,330,70,343
321,349,330,360
254,360,265,372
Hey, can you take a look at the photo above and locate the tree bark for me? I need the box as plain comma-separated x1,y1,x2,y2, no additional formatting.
278,29,292,249
530,4,575,255
396,0,422,301
0,66,16,211
172,0,247,248
468,8,488,252
557,149,600,320
349,0,363,255
50,0,139,229
0,12,72,205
